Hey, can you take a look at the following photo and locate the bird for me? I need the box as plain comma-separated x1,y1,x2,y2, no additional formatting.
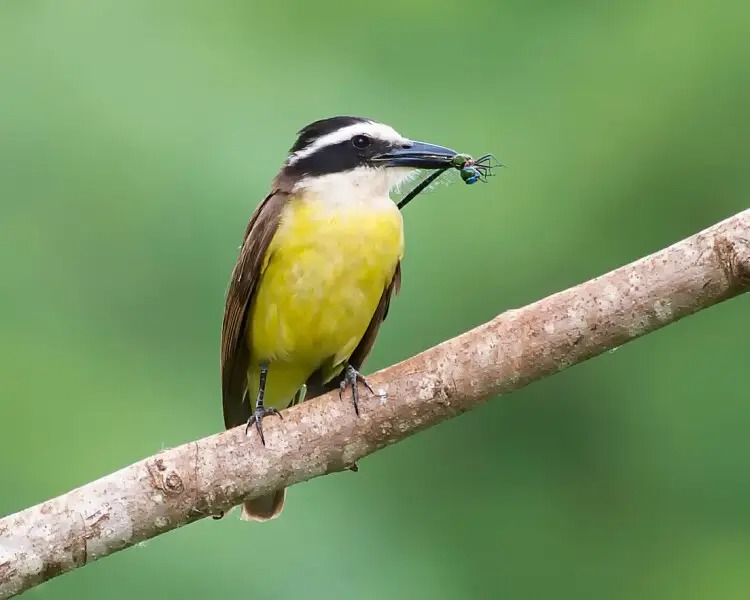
220,116,460,521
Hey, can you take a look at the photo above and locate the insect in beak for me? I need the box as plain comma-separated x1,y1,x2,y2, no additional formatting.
396,152,503,210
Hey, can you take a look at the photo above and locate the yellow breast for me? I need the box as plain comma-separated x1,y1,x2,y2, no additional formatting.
248,193,404,372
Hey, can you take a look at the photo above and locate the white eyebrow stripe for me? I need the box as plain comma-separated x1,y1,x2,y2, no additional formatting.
287,121,407,164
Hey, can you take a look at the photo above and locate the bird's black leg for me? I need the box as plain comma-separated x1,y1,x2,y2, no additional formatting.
339,364,375,417
246,361,282,445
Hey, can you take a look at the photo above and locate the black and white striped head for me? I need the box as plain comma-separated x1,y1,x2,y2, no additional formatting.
280,116,457,199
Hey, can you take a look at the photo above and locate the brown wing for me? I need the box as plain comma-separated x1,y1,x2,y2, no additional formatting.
221,190,287,429
304,262,402,400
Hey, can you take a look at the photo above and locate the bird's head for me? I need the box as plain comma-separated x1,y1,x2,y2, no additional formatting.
279,116,457,200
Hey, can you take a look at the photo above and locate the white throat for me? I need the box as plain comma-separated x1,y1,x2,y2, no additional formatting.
294,166,414,208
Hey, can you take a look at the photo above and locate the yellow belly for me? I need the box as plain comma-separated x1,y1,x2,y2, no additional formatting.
246,195,403,408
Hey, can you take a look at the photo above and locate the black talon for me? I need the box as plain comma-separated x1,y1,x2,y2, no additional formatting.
339,364,374,416
245,361,282,446
246,405,282,446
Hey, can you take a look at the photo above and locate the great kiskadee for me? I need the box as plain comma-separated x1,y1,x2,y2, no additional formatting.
220,116,460,521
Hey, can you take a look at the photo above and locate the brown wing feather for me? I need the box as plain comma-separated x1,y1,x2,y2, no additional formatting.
221,190,288,429
305,262,402,400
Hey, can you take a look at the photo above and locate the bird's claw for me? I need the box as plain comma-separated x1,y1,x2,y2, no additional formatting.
339,364,374,416
246,405,282,446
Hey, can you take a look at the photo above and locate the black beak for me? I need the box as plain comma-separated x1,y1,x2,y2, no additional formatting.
372,140,457,169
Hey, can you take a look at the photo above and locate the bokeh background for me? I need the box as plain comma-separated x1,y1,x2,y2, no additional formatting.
2,1,749,598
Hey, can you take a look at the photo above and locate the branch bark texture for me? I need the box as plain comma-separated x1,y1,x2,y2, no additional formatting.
2,210,749,598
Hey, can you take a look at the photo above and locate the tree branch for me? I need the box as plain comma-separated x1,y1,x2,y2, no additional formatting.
2,210,749,598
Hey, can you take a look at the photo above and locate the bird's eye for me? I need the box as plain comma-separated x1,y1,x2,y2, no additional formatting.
351,134,371,149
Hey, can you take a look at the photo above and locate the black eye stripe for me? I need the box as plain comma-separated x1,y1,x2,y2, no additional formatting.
285,138,390,177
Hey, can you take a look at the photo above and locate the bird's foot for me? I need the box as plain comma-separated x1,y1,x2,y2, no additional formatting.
339,364,374,416
245,405,282,446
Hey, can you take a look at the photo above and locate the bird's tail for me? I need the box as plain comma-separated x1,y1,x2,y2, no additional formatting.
240,488,286,522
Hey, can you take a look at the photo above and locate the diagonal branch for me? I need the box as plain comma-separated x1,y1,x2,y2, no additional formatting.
1,209,749,599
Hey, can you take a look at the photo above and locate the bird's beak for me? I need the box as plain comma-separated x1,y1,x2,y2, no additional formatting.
372,140,457,170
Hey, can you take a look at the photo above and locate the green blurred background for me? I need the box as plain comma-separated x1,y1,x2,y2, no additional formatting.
1,0,749,598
